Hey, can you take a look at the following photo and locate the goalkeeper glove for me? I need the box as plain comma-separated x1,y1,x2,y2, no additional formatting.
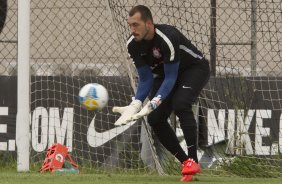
131,96,161,120
112,99,142,126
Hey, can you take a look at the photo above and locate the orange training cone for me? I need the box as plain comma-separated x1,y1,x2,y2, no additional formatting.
40,143,78,174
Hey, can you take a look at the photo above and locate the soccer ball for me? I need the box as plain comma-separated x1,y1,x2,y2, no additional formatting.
79,83,109,111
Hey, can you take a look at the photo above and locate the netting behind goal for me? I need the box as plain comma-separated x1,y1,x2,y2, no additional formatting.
107,0,282,177
1,0,282,177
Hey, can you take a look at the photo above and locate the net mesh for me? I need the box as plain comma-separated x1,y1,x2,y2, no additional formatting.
0,0,282,177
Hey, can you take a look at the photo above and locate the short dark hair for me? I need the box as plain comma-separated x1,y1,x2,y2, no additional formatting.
129,5,153,22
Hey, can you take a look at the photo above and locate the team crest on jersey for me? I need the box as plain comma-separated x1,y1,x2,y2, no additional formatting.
152,48,162,59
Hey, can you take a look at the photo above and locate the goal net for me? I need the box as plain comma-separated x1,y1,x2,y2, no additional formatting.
1,0,282,177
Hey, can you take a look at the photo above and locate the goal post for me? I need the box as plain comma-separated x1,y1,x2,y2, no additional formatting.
6,0,282,177
16,0,30,172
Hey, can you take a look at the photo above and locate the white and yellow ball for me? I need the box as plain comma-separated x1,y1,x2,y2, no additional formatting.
79,83,109,111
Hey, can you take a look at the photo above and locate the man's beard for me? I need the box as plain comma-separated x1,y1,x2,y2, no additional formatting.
134,26,149,41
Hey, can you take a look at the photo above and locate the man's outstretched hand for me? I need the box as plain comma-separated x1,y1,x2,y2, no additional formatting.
130,96,161,120
112,100,142,126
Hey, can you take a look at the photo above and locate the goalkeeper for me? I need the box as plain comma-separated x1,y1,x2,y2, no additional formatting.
113,5,210,181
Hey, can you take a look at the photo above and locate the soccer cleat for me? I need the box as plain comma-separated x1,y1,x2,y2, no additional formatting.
180,175,193,182
182,158,201,175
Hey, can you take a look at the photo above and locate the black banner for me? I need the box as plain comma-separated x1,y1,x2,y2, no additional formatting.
0,76,281,157
199,77,282,155
1,76,144,164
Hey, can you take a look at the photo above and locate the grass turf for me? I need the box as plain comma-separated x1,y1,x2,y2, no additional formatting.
0,172,281,184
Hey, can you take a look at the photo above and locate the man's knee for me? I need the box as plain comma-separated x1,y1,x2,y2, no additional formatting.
174,104,197,128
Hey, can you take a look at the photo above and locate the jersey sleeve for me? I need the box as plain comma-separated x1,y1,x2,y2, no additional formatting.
134,65,153,102
154,62,179,101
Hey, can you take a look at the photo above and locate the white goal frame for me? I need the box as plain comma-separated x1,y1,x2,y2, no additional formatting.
16,0,30,172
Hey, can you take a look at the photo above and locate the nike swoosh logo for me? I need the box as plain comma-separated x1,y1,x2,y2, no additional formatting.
182,85,192,89
87,115,136,147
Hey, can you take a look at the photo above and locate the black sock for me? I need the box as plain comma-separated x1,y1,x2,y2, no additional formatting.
151,122,188,163
181,123,198,163
176,109,199,163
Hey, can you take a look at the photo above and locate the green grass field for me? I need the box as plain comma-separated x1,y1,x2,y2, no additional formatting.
0,172,281,184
